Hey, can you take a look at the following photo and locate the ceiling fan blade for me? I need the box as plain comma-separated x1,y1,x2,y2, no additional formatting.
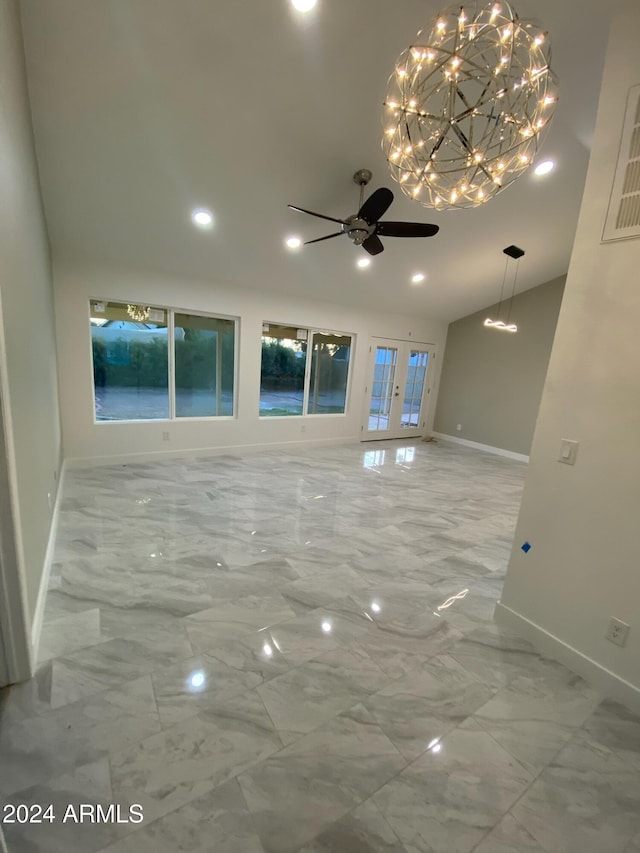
358,187,394,224
288,204,348,225
376,221,440,238
303,232,343,245
363,234,384,256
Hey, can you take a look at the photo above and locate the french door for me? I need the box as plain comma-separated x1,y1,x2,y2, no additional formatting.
362,338,432,440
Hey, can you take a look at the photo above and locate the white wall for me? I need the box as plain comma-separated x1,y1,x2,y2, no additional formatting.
0,0,62,640
497,6,640,710
54,264,448,463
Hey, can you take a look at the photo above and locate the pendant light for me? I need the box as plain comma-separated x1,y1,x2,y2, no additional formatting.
484,245,524,332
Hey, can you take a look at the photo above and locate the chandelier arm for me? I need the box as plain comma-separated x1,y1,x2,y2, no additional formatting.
427,124,450,162
449,123,495,183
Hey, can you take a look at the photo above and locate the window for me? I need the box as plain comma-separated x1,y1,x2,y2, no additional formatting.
91,301,169,421
174,313,235,417
308,333,352,414
260,323,352,417
90,300,236,421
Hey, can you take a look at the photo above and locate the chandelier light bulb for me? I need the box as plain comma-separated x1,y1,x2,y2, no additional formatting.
382,1,558,210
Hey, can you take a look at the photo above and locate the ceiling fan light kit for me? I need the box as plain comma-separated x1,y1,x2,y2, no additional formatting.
383,1,558,210
288,169,439,256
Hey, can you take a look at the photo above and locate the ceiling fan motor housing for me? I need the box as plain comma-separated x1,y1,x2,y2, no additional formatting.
343,215,375,245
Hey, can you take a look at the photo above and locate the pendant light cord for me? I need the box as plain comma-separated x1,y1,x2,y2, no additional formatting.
496,257,509,321
506,257,521,324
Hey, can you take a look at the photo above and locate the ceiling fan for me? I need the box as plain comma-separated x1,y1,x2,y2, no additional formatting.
288,169,440,256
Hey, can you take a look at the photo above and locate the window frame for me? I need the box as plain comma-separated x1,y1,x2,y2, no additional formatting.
88,299,239,425
259,321,355,419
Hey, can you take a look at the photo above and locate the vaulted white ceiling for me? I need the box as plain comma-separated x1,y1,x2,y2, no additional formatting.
20,0,619,321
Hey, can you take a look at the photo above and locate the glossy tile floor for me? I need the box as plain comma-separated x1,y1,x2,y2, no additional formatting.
1,440,639,853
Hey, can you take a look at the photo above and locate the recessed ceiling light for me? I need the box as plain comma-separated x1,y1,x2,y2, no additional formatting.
291,0,317,10
286,236,302,250
191,208,213,229
411,273,425,284
534,159,555,176
357,257,371,268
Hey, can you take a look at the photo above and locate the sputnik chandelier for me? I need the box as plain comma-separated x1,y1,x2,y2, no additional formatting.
382,1,558,210
126,304,151,322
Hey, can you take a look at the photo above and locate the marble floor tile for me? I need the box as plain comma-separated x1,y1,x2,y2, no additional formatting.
471,665,601,773
184,593,297,651
449,623,545,690
151,636,290,728
473,813,548,852
356,616,464,680
626,832,640,853
110,688,281,823
238,704,407,852
0,676,160,795
512,730,640,853
295,799,406,853
50,622,194,708
578,698,640,771
3,440,635,852
257,645,389,743
95,779,265,853
278,564,370,614
1,758,127,853
374,727,534,853
38,608,102,662
0,660,53,726
364,654,495,760
268,597,373,666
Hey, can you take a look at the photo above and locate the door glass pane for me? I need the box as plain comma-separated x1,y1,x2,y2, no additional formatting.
90,300,169,421
369,346,397,431
401,350,428,429
260,324,307,416
308,333,352,414
174,313,235,417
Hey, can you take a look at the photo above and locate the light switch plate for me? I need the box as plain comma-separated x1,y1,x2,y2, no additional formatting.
558,439,579,465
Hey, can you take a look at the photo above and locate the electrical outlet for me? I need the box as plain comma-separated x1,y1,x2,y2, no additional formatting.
162,431,170,441
47,492,52,511
301,425,307,433
605,617,630,647
456,423,462,432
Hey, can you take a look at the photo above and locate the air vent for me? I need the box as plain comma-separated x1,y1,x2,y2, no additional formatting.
603,83,640,241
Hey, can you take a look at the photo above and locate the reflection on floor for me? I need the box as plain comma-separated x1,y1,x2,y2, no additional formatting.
1,440,639,853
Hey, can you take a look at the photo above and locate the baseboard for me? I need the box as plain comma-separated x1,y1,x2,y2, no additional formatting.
65,435,355,469
431,432,529,463
495,601,640,714
31,460,67,658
